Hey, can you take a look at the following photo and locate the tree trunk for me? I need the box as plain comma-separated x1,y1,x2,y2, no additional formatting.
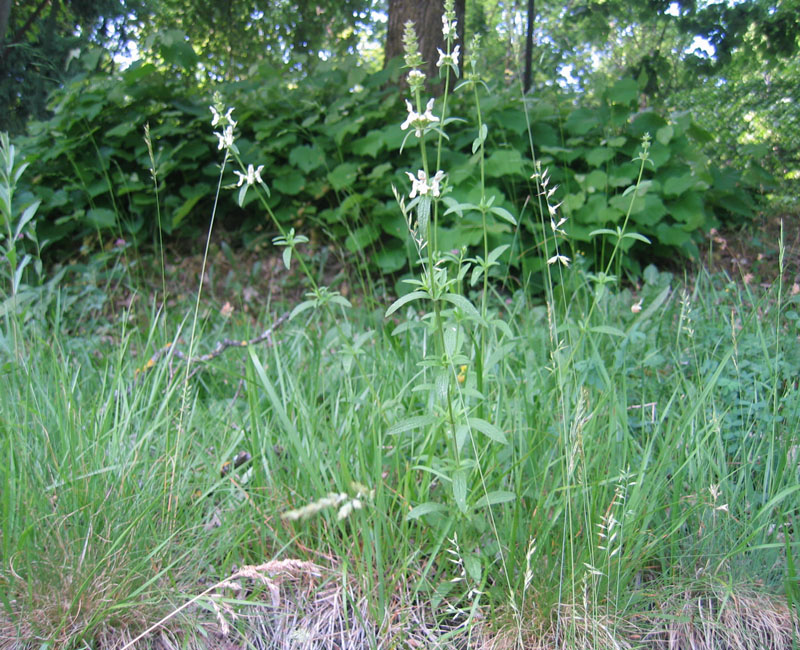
0,0,11,46
385,0,450,89
523,0,534,92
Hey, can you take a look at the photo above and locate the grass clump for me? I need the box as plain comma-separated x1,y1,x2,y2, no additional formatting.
1,6,799,648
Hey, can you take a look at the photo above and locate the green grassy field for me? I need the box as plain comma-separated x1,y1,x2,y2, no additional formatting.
1,223,798,648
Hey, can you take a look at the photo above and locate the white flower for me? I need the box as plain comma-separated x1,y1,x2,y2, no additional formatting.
210,106,236,128
215,125,235,150
430,170,445,197
550,214,567,234
421,97,438,123
436,44,460,69
406,169,445,199
442,14,458,39
401,98,439,138
407,69,426,86
234,163,264,187
631,299,643,314
406,170,429,198
547,253,571,267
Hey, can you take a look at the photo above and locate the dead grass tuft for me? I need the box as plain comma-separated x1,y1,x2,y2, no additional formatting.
639,582,799,650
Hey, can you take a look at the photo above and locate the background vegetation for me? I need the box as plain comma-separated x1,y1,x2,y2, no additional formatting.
1,0,798,648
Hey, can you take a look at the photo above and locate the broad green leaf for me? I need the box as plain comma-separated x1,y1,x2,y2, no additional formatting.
582,170,607,192
351,130,385,158
406,502,447,521
607,78,638,105
565,108,600,135
327,163,358,191
663,173,696,197
386,415,438,436
474,490,516,508
367,162,392,180
586,146,615,167
289,144,325,173
656,223,691,246
385,291,428,317
467,417,507,444
85,207,116,229
442,293,480,319
490,206,517,225
485,149,527,178
563,192,586,212
667,191,705,227
656,125,674,145
106,122,136,138
375,246,406,273
273,171,305,195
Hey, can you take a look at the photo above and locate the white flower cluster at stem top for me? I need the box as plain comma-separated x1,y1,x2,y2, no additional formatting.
210,105,237,150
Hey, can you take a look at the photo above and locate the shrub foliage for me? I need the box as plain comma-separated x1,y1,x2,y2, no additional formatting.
18,58,763,277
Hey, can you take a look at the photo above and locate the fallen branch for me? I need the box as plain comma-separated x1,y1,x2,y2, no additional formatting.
134,311,291,381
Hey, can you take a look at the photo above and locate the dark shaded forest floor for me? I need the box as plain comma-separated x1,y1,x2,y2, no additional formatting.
142,210,800,316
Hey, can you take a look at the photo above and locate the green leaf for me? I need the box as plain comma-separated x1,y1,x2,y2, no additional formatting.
485,149,527,177
289,299,315,320
452,469,468,513
490,206,517,225
565,108,600,135
472,123,488,153
375,246,406,273
656,125,674,145
385,291,428,317
607,78,638,105
590,325,626,337
586,146,615,167
367,162,393,180
273,171,305,196
289,144,326,173
85,208,116,229
386,415,438,436
467,417,507,444
327,163,358,191
406,502,447,521
667,192,705,227
351,130,385,158
564,192,586,212
474,490,516,508
663,173,696,197
15,201,40,237
441,293,480,319
656,223,691,246
345,224,379,253
172,189,205,229
106,122,137,138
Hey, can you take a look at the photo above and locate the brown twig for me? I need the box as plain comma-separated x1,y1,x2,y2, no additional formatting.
134,311,290,382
